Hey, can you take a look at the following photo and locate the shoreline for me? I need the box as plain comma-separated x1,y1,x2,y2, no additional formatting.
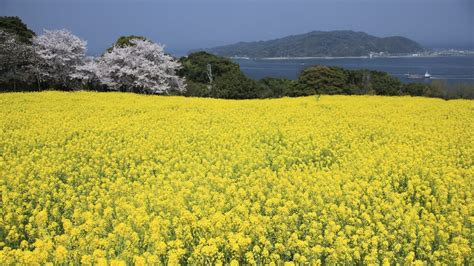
230,54,474,60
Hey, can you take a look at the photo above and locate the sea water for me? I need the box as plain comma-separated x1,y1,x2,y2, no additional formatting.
233,56,474,84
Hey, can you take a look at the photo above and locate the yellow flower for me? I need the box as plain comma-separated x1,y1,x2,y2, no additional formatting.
96,258,108,266
54,245,68,263
134,256,146,266
110,259,127,266
35,210,48,227
0,92,472,265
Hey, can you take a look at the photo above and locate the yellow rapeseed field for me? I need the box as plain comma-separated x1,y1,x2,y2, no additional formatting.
0,91,473,265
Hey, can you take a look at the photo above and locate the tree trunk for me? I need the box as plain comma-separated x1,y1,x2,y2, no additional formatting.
13,65,17,91
36,67,41,91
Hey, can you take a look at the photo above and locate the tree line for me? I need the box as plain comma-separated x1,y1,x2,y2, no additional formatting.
0,17,185,94
1,17,472,99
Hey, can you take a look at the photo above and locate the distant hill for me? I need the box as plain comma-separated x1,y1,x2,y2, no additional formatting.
203,30,425,58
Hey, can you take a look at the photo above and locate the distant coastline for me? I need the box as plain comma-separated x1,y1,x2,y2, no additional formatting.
204,30,426,58
233,55,474,85
231,53,474,61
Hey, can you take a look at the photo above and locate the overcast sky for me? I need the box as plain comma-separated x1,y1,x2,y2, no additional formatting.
1,0,473,55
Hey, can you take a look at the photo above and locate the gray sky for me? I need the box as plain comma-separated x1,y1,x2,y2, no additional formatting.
1,0,473,55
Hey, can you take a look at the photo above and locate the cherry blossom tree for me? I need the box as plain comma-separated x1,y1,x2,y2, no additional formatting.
33,29,87,89
70,56,101,89
0,30,36,90
95,39,186,94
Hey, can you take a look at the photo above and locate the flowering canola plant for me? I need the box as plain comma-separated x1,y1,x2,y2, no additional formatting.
0,92,473,265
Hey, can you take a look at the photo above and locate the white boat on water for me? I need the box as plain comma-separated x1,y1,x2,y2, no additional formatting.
405,71,432,79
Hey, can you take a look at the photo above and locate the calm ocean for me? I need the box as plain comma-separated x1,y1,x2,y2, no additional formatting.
233,56,474,84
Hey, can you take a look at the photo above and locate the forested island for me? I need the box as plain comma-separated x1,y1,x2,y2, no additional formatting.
203,30,425,58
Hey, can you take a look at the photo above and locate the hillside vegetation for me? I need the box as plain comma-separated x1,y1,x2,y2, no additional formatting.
1,92,472,264
204,30,425,58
